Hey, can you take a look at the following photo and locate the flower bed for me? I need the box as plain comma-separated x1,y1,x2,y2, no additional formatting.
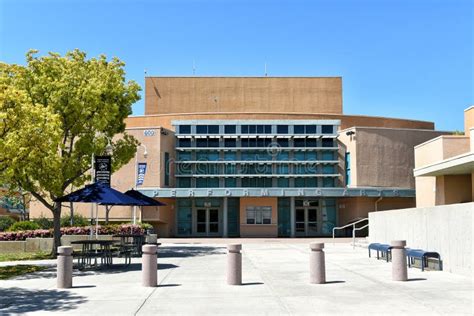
0,224,144,241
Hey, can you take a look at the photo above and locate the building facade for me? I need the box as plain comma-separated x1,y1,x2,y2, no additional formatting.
30,77,448,237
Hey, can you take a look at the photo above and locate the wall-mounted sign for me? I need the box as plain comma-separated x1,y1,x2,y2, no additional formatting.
94,156,111,186
144,130,156,137
136,162,147,186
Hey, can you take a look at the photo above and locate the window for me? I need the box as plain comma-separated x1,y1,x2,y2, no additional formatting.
322,139,334,148
322,125,333,134
345,152,351,186
178,139,191,147
208,125,219,134
225,139,236,147
196,139,207,147
225,125,236,134
277,125,288,134
241,125,249,134
306,125,317,134
294,125,305,134
179,125,191,134
208,138,219,147
264,125,272,133
277,139,289,147
196,125,207,134
246,206,272,224
164,152,170,186
294,139,305,147
177,178,191,188
306,139,317,147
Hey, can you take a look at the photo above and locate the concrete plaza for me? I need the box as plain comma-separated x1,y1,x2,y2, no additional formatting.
1,239,472,315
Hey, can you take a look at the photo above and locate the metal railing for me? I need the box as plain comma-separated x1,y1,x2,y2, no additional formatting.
332,218,369,248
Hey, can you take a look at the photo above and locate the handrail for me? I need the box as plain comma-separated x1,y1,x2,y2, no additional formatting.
352,224,369,249
332,217,369,247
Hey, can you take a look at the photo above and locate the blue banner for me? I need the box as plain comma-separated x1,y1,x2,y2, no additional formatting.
137,162,147,186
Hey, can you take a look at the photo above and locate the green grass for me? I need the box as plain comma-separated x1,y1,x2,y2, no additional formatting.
0,264,49,280
0,251,52,262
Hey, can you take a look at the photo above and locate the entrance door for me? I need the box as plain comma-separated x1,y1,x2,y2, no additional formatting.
195,208,220,236
295,207,319,237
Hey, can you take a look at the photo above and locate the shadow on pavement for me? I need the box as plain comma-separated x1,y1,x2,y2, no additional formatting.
158,246,226,258
325,281,346,284
0,287,86,315
11,263,179,280
407,278,427,282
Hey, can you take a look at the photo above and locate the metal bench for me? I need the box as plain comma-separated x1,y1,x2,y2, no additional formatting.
406,249,442,271
368,243,392,262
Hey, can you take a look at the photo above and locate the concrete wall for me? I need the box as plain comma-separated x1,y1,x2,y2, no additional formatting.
340,127,448,188
239,197,278,237
145,77,343,115
369,202,473,276
0,235,114,253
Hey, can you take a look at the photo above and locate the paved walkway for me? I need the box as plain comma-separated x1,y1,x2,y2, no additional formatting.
0,240,472,315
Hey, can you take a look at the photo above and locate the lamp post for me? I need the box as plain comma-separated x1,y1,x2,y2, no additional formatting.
133,144,148,224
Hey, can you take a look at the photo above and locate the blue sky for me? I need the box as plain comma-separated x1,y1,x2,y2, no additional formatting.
0,0,472,131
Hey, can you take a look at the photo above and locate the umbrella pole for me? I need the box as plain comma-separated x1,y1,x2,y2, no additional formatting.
89,203,94,240
95,203,99,239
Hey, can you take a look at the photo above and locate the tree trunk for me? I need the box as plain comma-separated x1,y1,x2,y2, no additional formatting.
52,203,62,256
70,202,74,226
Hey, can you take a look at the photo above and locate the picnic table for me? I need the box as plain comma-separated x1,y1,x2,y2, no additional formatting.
71,240,115,269
113,234,145,257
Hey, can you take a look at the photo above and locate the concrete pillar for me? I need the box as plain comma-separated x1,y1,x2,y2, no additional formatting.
223,197,228,238
290,196,296,237
309,243,326,284
391,240,408,281
142,244,158,287
227,244,242,285
57,246,73,289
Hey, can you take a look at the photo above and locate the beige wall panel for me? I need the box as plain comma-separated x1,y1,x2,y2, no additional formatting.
464,106,474,134
415,177,437,207
443,175,472,204
145,77,343,115
348,128,447,188
239,197,278,237
415,136,470,168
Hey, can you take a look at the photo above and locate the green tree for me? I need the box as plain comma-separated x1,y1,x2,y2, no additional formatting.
0,49,140,254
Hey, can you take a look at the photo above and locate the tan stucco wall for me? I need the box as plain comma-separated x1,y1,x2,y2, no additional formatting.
464,106,474,134
239,197,278,237
142,198,175,237
337,197,415,226
435,175,472,205
125,112,435,132
340,127,448,188
145,77,343,115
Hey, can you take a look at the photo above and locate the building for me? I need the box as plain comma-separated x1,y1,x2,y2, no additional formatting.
414,106,474,207
30,77,447,237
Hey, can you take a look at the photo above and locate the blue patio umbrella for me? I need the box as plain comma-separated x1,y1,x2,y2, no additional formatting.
55,182,146,206
55,182,148,235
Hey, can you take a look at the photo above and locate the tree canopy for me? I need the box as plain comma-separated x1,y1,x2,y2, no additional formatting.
0,49,141,252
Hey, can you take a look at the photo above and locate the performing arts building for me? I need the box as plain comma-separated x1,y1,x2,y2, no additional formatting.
31,77,449,238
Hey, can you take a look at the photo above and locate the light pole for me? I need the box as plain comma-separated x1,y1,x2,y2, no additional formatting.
133,144,148,224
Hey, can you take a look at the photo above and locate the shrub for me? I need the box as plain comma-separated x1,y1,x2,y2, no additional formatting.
0,216,17,232
7,221,40,232
32,217,53,229
140,223,153,230
60,214,89,227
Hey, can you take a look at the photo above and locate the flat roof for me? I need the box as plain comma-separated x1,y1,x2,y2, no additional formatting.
172,119,341,125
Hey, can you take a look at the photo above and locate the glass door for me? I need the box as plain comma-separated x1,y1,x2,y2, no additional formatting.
195,208,220,236
295,206,319,237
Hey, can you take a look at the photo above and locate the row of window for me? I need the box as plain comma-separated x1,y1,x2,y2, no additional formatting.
177,151,336,161
176,177,336,188
176,164,336,175
178,124,335,135
178,138,336,148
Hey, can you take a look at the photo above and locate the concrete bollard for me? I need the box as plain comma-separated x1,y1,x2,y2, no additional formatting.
391,240,408,281
142,244,158,287
309,243,326,284
57,246,73,289
227,244,242,285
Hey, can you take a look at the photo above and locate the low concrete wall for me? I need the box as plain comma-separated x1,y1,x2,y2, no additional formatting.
369,202,473,276
0,235,114,253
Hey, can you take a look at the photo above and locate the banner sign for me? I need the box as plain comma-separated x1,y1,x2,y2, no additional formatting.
137,162,147,186
94,156,111,186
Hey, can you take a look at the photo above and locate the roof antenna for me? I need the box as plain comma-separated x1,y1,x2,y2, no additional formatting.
264,62,268,77
144,69,147,76
192,59,196,76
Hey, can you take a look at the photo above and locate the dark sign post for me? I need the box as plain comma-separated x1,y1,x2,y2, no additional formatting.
94,156,111,186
